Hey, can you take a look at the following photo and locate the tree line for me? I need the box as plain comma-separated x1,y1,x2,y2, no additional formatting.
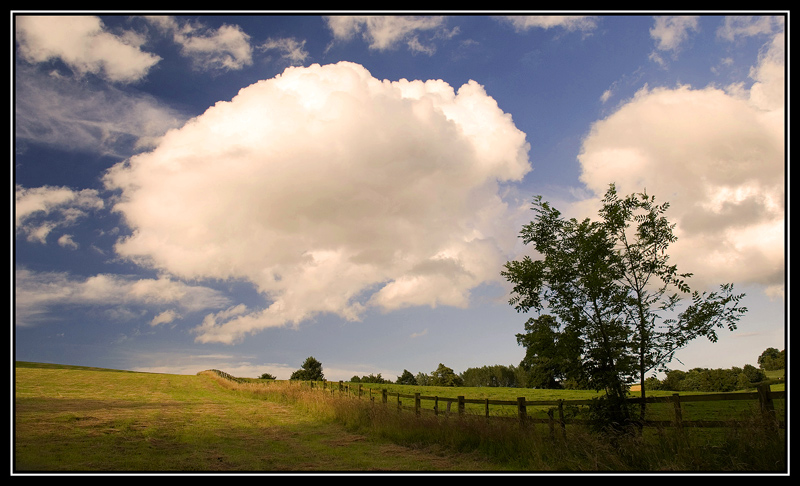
270,345,783,394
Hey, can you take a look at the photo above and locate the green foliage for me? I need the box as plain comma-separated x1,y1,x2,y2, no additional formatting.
502,184,748,427
758,347,785,370
259,372,276,380
429,363,463,387
396,369,417,385
459,364,520,388
289,356,324,381
350,373,391,384
659,365,768,392
515,314,589,389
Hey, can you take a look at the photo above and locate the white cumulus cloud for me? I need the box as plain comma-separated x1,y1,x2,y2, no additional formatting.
104,61,531,344
575,28,785,297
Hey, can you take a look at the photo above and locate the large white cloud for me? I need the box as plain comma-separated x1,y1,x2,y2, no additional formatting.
104,61,531,344
576,28,785,297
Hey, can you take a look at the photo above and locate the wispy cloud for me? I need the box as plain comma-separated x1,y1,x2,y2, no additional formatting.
15,185,104,244
146,16,253,71
14,268,232,327
325,16,454,54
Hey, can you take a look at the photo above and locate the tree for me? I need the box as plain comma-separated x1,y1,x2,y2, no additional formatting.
502,193,634,423
430,363,463,387
460,364,519,388
758,347,785,370
502,184,748,426
516,314,588,389
598,185,747,419
259,372,276,380
396,369,417,385
289,356,324,381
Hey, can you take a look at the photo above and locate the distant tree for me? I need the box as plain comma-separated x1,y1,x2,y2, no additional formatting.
259,372,276,380
396,369,417,385
289,356,324,381
430,363,463,387
357,373,390,384
415,372,431,386
460,365,519,387
758,347,785,371
742,364,766,383
350,375,361,383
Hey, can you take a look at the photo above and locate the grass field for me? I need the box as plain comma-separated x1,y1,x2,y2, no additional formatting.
13,362,504,472
13,362,787,473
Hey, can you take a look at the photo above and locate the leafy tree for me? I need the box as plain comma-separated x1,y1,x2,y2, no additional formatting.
415,372,431,386
356,373,390,384
430,363,463,387
289,356,324,381
460,364,519,388
516,314,588,389
502,192,634,423
758,347,785,370
259,372,276,380
742,363,766,383
598,185,747,418
502,184,748,427
396,369,417,385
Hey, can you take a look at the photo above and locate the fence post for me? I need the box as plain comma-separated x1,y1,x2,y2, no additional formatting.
358,384,362,398
485,398,490,419
757,383,777,431
548,408,554,438
517,397,527,429
558,400,566,438
434,396,439,416
339,380,343,393
458,396,465,417
671,393,683,431
415,393,421,416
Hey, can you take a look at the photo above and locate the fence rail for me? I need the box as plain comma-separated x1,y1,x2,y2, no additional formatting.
300,380,785,437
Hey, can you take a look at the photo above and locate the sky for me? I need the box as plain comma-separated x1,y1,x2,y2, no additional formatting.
13,13,787,382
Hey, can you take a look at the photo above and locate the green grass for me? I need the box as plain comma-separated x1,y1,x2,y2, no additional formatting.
14,362,787,472
13,363,506,472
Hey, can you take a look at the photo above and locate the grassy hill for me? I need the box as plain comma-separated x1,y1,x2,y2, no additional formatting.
13,362,504,472
13,362,787,472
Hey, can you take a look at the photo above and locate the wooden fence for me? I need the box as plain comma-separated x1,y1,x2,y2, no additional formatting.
303,380,785,437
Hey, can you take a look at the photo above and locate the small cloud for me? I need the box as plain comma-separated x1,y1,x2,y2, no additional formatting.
650,16,700,53
15,185,104,244
57,234,79,250
15,15,161,83
146,16,252,71
151,309,181,326
258,37,309,65
499,16,598,33
325,16,450,54
410,329,428,339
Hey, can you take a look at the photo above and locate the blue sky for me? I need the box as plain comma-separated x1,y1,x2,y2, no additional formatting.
13,13,786,381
